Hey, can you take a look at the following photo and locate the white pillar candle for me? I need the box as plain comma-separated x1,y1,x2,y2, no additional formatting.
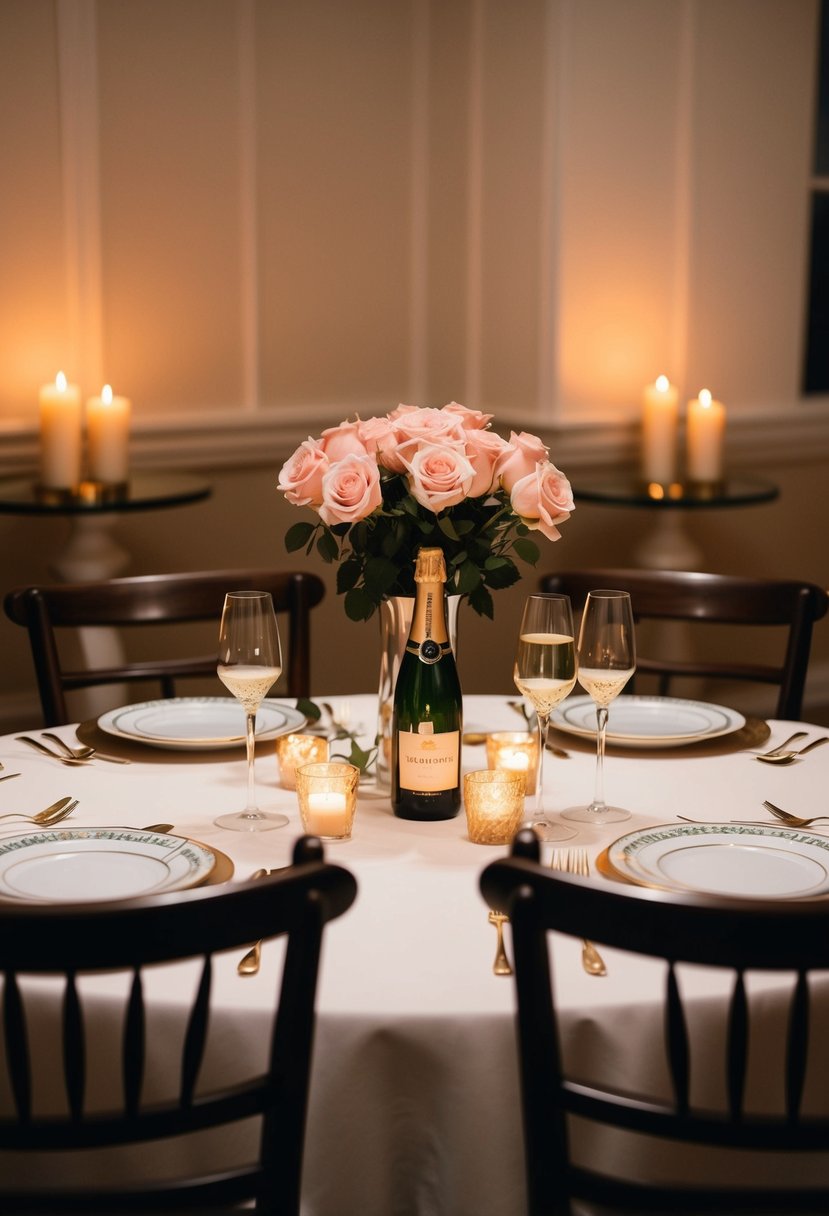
38,371,83,489
641,374,679,485
305,790,349,836
86,384,131,483
686,388,726,482
501,749,530,773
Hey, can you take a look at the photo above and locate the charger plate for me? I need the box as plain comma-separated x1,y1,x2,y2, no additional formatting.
550,695,745,749
0,826,220,903
600,823,829,899
97,697,306,751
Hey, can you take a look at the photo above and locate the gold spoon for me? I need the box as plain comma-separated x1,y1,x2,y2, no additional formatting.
755,736,828,765
237,868,269,976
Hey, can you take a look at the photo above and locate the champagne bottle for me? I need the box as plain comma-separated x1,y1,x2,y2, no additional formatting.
392,547,462,820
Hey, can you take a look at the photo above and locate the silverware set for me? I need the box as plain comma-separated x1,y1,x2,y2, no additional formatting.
16,735,130,765
754,732,828,765
550,849,607,977
729,801,829,830
0,795,79,827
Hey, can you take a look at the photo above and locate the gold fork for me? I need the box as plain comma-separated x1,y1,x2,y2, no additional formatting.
550,848,608,977
487,910,512,976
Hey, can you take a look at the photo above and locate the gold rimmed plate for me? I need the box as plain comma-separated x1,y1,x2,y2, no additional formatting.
601,823,829,899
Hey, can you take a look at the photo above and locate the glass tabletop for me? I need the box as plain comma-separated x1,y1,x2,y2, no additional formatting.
573,475,779,509
0,472,211,515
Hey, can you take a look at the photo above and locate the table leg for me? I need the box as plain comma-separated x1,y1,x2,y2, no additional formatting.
632,512,703,571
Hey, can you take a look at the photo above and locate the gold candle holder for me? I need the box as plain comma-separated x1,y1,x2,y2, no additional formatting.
485,731,539,796
296,761,359,842
463,769,525,845
275,733,329,789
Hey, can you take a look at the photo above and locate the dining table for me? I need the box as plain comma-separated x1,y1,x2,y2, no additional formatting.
1,691,829,1214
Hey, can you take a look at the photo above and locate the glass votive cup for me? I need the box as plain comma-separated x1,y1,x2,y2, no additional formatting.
485,731,539,796
275,733,329,789
463,768,526,845
295,761,359,842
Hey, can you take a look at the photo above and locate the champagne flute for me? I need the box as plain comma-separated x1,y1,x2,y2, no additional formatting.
513,593,578,842
214,590,289,832
561,590,636,824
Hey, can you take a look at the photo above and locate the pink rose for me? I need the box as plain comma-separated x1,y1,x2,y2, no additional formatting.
319,419,369,461
442,401,494,430
392,407,468,472
464,427,510,497
509,461,574,542
357,415,400,468
495,431,549,493
388,402,419,420
277,438,329,506
393,406,467,449
404,443,475,512
318,453,382,526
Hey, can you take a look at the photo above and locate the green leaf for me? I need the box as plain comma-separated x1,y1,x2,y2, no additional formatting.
468,583,494,619
513,537,541,565
455,557,482,594
344,587,376,621
336,559,362,593
285,521,315,552
295,697,322,723
484,555,511,571
438,516,459,540
363,555,400,598
484,560,521,590
453,519,475,535
316,528,339,562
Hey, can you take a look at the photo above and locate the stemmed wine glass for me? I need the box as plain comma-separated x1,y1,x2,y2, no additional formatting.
513,593,578,842
214,590,289,832
561,590,636,824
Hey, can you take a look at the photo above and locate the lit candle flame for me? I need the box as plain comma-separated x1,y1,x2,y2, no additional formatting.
101,384,113,405
698,388,713,408
56,371,67,392
655,374,670,393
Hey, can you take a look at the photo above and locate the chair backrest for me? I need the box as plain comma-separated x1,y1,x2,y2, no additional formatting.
0,834,357,1215
4,568,326,726
481,828,829,1216
540,568,828,719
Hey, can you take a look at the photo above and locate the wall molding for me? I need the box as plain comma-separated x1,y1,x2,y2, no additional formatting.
2,398,828,474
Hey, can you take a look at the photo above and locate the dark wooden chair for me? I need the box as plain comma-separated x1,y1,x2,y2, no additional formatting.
481,828,829,1215
4,568,326,726
0,834,357,1214
539,568,828,719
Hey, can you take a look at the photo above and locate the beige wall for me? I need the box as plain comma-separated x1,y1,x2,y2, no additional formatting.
1,0,828,727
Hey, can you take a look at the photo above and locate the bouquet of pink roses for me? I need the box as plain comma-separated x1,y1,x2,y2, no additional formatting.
277,402,573,621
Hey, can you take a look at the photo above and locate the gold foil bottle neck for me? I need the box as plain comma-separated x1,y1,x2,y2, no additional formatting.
414,547,447,584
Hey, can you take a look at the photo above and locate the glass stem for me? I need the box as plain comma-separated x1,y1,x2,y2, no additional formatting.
535,714,548,816
244,710,260,817
591,705,609,812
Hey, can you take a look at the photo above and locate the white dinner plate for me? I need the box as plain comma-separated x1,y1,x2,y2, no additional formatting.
607,823,829,899
0,827,216,903
97,697,307,751
550,694,745,748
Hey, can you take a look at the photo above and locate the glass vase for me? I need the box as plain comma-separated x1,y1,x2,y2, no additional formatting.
375,594,460,789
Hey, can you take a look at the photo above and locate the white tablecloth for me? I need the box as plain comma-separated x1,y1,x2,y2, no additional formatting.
2,694,828,1213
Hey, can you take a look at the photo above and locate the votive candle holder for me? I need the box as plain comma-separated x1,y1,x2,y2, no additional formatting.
275,733,329,789
296,761,359,842
485,731,539,796
463,768,526,845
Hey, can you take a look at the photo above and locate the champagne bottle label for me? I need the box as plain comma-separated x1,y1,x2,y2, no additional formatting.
398,728,460,792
